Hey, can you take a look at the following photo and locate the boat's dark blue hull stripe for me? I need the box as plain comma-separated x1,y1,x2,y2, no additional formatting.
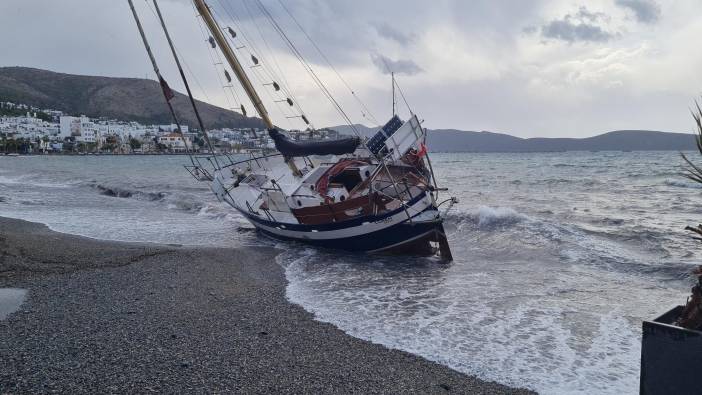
256,216,440,252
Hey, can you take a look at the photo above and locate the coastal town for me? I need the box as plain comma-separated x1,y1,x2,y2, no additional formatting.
0,100,345,155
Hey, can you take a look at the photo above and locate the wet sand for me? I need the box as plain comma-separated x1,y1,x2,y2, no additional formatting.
0,217,532,394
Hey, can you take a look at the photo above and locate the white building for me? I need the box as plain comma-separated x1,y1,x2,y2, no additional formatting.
1,113,58,140
158,132,191,151
59,116,91,138
159,124,188,134
77,129,98,143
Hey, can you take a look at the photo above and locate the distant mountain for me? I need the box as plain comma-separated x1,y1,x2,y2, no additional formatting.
0,67,264,129
327,123,378,138
427,129,696,152
328,122,696,152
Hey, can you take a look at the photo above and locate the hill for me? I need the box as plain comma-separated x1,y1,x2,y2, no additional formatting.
329,123,696,152
328,124,378,138
0,67,264,129
427,129,696,152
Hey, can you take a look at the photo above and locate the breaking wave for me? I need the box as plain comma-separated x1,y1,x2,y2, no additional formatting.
93,183,168,201
451,206,526,228
165,197,206,213
663,179,702,189
85,181,241,223
0,174,73,189
2,151,696,394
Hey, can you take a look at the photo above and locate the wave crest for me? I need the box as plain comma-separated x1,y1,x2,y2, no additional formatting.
664,179,702,189
93,183,168,201
452,206,526,228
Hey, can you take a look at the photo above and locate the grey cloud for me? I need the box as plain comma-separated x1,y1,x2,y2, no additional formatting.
573,6,608,23
373,22,415,45
538,7,617,43
370,54,423,76
0,0,690,137
541,20,615,43
615,0,661,24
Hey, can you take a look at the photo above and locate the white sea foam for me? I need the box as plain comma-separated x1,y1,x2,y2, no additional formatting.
451,206,526,230
0,174,71,188
1,152,696,393
280,248,681,394
663,178,702,189
474,206,526,226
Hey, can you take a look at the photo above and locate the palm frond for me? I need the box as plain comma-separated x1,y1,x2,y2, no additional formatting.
681,99,702,185
680,153,702,183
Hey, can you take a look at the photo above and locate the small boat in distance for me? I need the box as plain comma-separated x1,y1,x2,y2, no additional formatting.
129,0,456,259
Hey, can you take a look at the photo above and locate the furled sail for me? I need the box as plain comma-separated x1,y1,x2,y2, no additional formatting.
268,128,360,157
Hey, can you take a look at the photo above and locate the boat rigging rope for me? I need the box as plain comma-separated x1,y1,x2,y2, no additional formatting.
377,55,415,116
150,0,218,160
215,0,309,130
393,76,414,116
127,0,196,166
253,0,362,139
274,0,380,127
238,0,312,128
238,0,296,106
189,1,246,116
142,0,214,106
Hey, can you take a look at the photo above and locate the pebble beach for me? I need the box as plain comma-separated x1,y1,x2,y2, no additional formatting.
0,217,531,394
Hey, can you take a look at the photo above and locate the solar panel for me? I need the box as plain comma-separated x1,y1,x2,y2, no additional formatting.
368,115,402,156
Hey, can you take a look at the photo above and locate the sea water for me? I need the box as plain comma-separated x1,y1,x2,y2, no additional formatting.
0,288,27,320
0,152,697,394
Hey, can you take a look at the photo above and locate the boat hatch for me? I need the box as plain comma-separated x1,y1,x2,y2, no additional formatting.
242,174,268,187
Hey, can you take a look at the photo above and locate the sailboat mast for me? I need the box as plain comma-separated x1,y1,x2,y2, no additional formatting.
193,0,300,176
392,72,396,116
152,0,217,157
127,0,194,164
193,0,271,129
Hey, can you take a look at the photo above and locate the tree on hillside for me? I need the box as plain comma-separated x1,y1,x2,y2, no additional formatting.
194,136,205,151
17,138,30,154
101,135,118,153
0,133,7,153
129,137,142,152
62,137,75,153
77,141,96,153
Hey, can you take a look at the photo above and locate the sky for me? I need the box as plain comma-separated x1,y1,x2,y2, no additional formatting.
1,0,701,137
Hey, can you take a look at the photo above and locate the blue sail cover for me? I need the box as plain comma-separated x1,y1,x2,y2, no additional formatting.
268,128,360,157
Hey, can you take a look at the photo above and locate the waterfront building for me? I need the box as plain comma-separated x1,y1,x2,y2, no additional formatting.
158,132,191,152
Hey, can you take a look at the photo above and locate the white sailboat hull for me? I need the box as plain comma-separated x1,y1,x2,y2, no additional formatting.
235,191,446,253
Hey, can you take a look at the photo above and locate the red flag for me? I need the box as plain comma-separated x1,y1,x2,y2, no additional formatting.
159,76,175,102
417,142,428,158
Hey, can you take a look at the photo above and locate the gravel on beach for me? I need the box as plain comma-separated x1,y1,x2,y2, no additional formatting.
0,217,533,394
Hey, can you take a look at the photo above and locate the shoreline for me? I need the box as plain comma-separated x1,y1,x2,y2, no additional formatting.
1,152,241,157
0,217,531,394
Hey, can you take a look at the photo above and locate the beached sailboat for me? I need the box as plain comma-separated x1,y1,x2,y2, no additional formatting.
129,0,456,259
